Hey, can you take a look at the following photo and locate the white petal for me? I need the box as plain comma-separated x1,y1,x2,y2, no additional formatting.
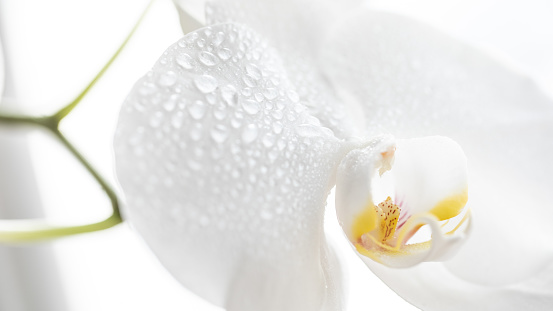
368,0,553,93
204,0,363,138
114,24,347,311
335,135,395,242
393,136,468,219
322,8,553,307
366,261,553,310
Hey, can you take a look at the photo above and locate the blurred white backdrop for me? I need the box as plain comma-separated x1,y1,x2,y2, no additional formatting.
1,0,552,310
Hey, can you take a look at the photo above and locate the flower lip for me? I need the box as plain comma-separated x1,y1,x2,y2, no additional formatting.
336,135,471,268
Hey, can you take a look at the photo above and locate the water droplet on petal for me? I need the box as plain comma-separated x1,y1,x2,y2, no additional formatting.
245,64,262,80
242,124,258,144
242,74,257,87
210,124,229,143
217,48,232,61
221,85,238,106
163,95,178,112
254,93,264,102
188,100,207,120
158,71,177,87
213,32,225,46
171,111,184,128
263,87,278,100
262,133,276,148
272,122,283,134
213,106,227,120
139,82,157,96
194,74,218,93
149,111,163,128
176,53,194,70
197,38,206,48
241,100,260,115
199,51,218,66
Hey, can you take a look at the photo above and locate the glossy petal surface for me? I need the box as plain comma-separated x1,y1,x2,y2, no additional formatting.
114,23,347,311
322,8,553,308
204,0,362,138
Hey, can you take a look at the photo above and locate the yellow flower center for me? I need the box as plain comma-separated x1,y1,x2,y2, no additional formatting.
373,196,400,242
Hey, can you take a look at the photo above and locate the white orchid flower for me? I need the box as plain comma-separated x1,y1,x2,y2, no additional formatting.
114,1,553,310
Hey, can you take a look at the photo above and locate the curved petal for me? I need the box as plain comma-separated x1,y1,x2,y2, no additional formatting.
114,23,348,311
368,0,553,92
335,135,395,243
202,0,363,138
393,136,468,220
336,136,470,268
322,8,553,307
366,260,553,310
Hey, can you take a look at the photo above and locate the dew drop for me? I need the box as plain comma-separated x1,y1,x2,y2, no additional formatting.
213,106,227,120
262,133,276,148
186,32,199,44
245,64,262,80
171,111,184,129
189,123,203,141
272,122,283,134
188,100,207,120
242,74,257,87
241,100,260,115
176,53,194,70
254,93,264,102
231,118,242,129
272,109,283,120
194,74,218,93
197,38,206,48
163,95,178,112
210,124,229,143
149,111,163,128
217,48,232,61
241,87,252,97
199,51,218,66
188,159,202,171
242,124,258,144
213,32,225,46
221,85,238,106
263,87,279,100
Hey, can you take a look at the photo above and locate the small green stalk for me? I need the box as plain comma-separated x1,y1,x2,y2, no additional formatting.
0,0,155,243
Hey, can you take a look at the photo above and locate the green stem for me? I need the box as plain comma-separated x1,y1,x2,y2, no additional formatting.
0,0,157,243
53,0,155,121
0,120,122,244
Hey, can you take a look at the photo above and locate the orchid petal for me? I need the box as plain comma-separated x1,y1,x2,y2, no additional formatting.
369,0,553,91
114,23,348,311
392,136,468,220
336,136,470,268
201,0,363,138
322,8,553,307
